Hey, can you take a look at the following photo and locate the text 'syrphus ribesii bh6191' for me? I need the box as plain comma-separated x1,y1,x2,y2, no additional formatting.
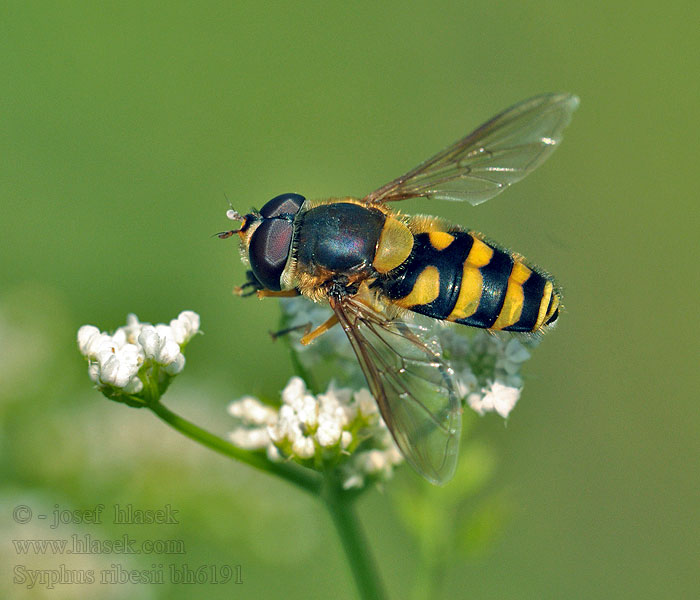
219,93,579,484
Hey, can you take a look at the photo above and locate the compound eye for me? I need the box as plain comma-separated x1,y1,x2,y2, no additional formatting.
248,219,294,291
260,193,305,218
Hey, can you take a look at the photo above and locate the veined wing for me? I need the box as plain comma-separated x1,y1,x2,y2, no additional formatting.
363,93,579,206
329,294,462,485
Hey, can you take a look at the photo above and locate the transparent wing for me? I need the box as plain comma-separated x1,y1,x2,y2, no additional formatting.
363,93,579,206
330,294,462,485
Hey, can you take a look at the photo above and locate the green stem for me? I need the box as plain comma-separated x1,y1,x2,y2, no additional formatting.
148,401,322,496
323,479,388,600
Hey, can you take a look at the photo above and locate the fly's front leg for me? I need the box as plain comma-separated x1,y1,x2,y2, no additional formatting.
233,270,264,297
267,307,338,345
257,289,301,299
300,314,339,345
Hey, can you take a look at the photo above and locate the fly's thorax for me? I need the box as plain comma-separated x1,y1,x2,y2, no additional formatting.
292,201,387,277
279,198,415,297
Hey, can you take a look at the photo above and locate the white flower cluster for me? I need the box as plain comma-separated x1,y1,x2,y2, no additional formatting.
77,311,200,397
438,330,532,418
228,376,402,489
280,296,534,420
441,330,531,388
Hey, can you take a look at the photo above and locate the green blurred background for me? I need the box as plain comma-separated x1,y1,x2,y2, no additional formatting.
1,1,697,598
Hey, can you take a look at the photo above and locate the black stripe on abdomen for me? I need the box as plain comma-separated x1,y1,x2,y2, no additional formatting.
503,270,548,332
460,248,514,328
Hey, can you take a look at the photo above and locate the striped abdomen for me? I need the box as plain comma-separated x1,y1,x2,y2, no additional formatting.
380,231,560,332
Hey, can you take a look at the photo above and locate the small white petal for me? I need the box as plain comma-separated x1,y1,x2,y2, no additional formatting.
489,381,521,418
121,344,142,367
319,389,352,428
269,405,300,444
163,353,185,375
171,310,200,344
169,319,188,345
327,383,352,406
111,328,129,348
343,474,365,489
99,355,120,386
469,382,521,418
292,435,315,459
341,431,352,449
77,326,100,356
155,324,175,343
179,310,200,336
157,339,181,365
138,326,162,358
282,376,307,405
229,427,271,450
294,394,318,427
122,376,144,394
316,414,342,447
385,445,403,465
354,388,377,417
103,345,140,388
123,313,143,343
454,370,478,399
266,445,282,462
505,339,530,363
88,362,100,383
87,333,115,360
467,392,488,416
228,397,278,426
362,450,389,475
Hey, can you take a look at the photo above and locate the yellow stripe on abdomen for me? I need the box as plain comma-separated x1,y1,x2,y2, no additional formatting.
533,281,554,331
428,231,455,251
491,261,532,330
446,237,493,322
393,266,441,308
544,290,560,324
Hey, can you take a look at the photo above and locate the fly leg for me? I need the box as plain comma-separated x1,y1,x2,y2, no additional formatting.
257,289,301,298
269,322,312,341
269,314,339,344
300,314,339,346
233,270,264,297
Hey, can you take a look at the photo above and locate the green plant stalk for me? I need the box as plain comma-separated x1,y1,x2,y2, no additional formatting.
148,401,322,495
323,478,388,600
151,402,387,599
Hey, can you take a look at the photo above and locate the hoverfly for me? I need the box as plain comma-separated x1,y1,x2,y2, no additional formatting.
219,93,579,484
